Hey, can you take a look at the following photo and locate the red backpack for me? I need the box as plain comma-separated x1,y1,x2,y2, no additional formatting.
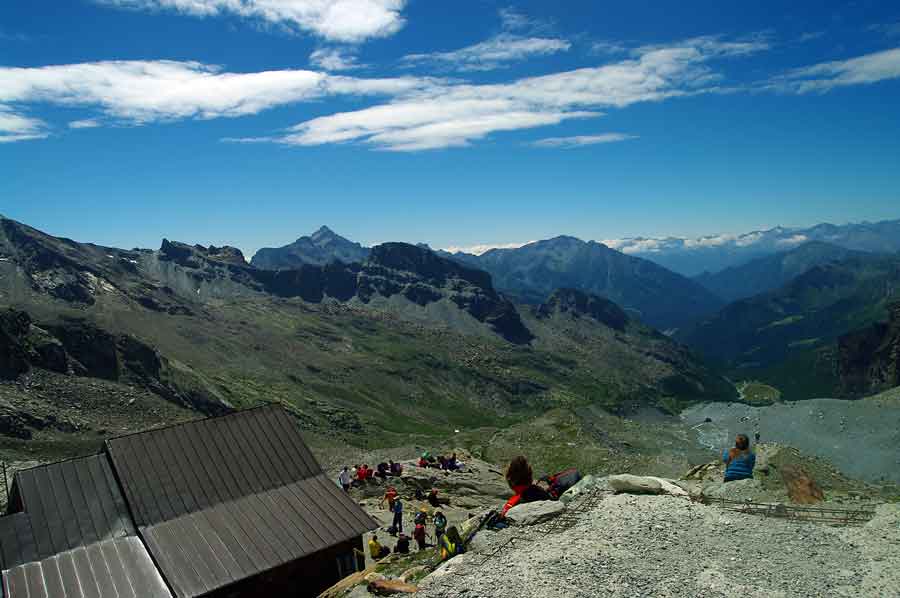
547,468,582,499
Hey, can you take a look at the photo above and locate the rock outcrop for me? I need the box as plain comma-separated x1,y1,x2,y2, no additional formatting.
535,288,629,331
837,301,900,396
505,500,565,526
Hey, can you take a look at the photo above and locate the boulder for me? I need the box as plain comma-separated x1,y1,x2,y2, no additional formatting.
608,474,662,494
559,475,612,504
505,500,566,526
607,474,689,497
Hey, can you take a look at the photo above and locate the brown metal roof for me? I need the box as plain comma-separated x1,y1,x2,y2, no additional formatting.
105,405,377,598
0,455,172,598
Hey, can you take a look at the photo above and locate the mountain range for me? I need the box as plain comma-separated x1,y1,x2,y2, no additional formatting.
0,216,734,461
607,219,900,276
693,241,864,303
678,252,900,398
251,228,723,331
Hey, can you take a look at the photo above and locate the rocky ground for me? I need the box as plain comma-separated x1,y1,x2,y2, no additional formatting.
418,492,900,598
681,393,900,484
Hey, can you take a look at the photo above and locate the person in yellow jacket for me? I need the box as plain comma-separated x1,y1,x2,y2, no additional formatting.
368,534,389,560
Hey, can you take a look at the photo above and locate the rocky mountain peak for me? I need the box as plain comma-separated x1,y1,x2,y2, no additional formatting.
536,288,629,331
251,226,369,269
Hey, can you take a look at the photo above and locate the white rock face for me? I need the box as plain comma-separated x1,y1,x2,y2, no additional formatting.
607,474,663,494
607,474,689,497
505,500,566,526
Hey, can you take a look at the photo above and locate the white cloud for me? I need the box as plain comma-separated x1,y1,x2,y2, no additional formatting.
402,34,571,72
0,60,431,135
0,108,48,143
271,36,768,151
443,241,534,255
775,47,900,93
309,47,364,71
98,0,407,42
530,133,635,148
683,233,737,248
498,7,538,33
590,41,629,56
776,234,808,247
68,119,101,129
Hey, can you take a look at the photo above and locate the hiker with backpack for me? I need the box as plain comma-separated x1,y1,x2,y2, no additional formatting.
439,526,465,561
433,511,447,543
501,456,551,516
723,433,756,482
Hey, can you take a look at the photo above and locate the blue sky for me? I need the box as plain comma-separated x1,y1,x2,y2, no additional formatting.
1,0,900,256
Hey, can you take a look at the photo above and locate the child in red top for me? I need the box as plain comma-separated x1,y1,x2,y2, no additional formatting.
413,523,426,550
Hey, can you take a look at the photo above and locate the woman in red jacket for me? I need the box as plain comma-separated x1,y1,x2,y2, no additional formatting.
501,456,550,516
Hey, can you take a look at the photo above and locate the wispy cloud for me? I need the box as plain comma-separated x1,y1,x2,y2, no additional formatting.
0,60,430,126
97,0,407,42
530,133,636,148
68,119,102,129
797,31,825,43
590,41,629,56
271,36,768,151
774,47,900,93
497,7,551,35
443,241,534,255
0,107,48,143
402,34,571,72
309,48,364,71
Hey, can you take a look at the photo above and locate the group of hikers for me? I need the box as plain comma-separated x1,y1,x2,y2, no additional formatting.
366,433,757,563
416,451,463,471
338,461,404,491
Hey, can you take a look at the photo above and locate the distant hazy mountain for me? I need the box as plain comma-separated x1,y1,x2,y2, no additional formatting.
694,241,864,303
448,235,723,331
609,219,900,276
678,253,900,398
251,226,369,269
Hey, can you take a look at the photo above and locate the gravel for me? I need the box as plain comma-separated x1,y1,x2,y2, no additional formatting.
418,493,900,598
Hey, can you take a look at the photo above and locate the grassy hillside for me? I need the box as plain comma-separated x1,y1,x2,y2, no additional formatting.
680,253,900,399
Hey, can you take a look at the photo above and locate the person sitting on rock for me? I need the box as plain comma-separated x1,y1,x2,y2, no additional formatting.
394,533,410,554
501,455,551,516
723,433,756,482
368,535,390,560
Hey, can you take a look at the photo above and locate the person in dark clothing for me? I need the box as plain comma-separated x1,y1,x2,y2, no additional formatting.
413,523,427,550
392,498,404,533
501,456,550,516
723,434,756,482
394,533,410,554
376,462,388,478
433,511,447,543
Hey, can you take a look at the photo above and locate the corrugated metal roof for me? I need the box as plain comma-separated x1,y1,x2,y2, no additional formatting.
105,405,377,598
0,456,172,598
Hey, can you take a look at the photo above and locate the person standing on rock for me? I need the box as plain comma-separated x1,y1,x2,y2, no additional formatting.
338,466,351,492
501,456,551,516
723,433,756,482
434,511,447,543
392,496,404,534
